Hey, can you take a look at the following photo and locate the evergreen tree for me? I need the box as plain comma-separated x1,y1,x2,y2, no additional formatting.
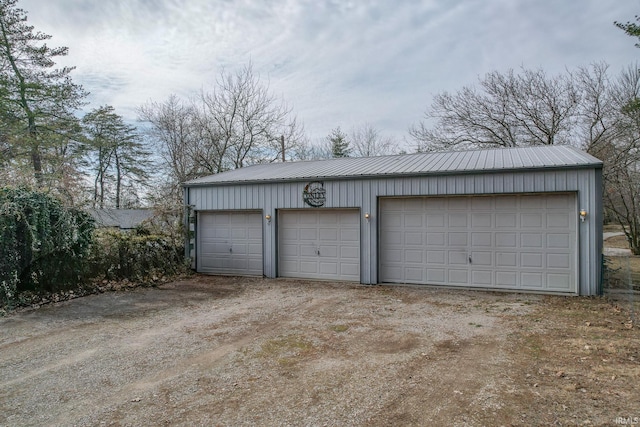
0,0,87,189
327,127,350,158
83,106,151,208
615,15,640,48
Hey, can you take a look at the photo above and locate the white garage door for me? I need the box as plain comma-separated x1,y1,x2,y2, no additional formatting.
279,210,360,281
197,211,263,276
379,194,577,293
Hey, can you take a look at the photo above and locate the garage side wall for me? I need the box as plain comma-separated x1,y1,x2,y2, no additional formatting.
186,167,602,295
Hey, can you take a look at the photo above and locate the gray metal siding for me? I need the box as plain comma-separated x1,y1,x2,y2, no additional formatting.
188,167,602,295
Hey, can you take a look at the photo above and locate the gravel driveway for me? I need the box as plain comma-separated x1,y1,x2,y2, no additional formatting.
1,276,629,426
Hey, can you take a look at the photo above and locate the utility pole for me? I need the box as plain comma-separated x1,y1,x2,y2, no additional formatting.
281,135,285,162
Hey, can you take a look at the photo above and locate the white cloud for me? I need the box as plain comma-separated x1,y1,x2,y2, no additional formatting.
18,0,640,144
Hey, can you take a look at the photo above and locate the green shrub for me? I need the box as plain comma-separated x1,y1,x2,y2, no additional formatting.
0,187,95,306
89,227,186,282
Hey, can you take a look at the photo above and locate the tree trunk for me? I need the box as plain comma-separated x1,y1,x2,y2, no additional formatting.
115,150,121,209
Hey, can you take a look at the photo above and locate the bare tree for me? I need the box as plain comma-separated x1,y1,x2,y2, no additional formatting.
349,122,397,157
600,65,640,254
138,64,306,204
410,68,579,151
195,64,305,172
138,95,198,188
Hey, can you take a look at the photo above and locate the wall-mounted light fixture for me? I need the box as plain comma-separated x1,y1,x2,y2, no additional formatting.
364,212,370,222
579,209,587,222
265,214,272,224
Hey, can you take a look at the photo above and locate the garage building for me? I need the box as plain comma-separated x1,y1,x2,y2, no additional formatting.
183,146,603,295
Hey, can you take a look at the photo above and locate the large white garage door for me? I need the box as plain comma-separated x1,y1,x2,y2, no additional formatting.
379,194,577,293
197,211,263,276
279,210,360,281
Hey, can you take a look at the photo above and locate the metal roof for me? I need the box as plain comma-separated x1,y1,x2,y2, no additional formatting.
184,145,602,186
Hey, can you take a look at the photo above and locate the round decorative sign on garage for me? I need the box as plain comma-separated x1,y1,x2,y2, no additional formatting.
303,181,326,207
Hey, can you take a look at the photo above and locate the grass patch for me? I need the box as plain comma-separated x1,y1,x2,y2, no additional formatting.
604,256,640,290
258,334,316,364
330,324,349,333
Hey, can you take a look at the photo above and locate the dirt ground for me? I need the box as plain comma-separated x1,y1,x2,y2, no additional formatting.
1,277,638,427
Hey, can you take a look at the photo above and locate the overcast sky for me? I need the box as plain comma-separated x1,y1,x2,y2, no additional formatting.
19,0,640,146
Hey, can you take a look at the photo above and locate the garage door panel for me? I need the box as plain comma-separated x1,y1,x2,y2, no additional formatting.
426,214,445,227
521,233,542,248
231,245,247,255
427,232,445,246
405,249,423,263
230,229,247,240
471,213,492,227
427,251,445,264
340,246,359,259
340,212,359,225
281,228,298,240
521,253,543,268
405,214,423,227
448,198,469,210
471,232,492,247
521,213,543,227
449,213,467,227
448,251,468,265
424,198,445,209
496,271,517,286
319,245,338,257
471,251,492,266
496,252,517,267
213,228,229,239
496,233,517,247
427,269,445,283
449,270,468,284
320,262,339,274
547,273,571,290
405,268,423,281
547,213,570,228
379,194,577,293
300,245,317,257
405,232,423,245
548,254,570,269
448,233,467,246
300,261,319,274
280,244,298,257
197,212,263,276
299,229,317,240
496,213,517,227
279,210,360,281
546,194,573,209
319,228,338,240
472,197,492,209
521,272,543,288
521,195,546,208
547,234,570,248
472,270,492,285
248,227,262,239
382,230,401,245
319,213,338,224
495,197,517,209
340,263,359,276
340,229,359,241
